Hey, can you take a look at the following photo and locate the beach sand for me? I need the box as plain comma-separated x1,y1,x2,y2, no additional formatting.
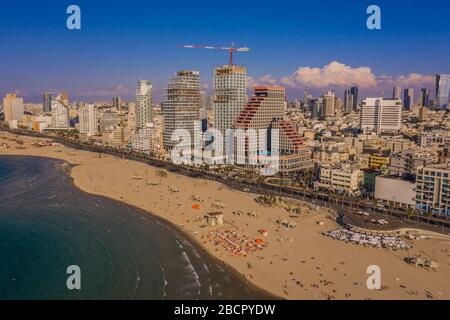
1,131,449,300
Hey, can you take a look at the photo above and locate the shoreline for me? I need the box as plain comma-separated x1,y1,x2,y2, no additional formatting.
62,156,281,300
0,153,280,300
1,132,449,300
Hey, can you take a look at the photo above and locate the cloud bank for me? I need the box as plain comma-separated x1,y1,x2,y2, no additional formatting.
279,61,434,90
377,73,434,88
247,74,277,88
281,61,377,89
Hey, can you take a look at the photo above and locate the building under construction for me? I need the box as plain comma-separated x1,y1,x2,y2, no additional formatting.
213,65,247,139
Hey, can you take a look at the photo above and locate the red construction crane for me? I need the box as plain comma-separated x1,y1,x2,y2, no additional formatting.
180,42,250,65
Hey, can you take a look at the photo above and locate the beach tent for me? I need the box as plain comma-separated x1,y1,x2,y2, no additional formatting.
203,212,224,227
425,260,439,272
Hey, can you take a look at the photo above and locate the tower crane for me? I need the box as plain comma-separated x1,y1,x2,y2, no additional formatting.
180,42,250,65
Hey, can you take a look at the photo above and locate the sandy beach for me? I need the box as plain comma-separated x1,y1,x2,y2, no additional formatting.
1,131,449,300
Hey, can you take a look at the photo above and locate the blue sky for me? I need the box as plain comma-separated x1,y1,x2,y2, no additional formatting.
0,0,449,103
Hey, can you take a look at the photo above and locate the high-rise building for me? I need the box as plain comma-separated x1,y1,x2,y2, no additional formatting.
162,71,200,151
235,86,312,175
200,91,209,116
393,86,402,100
435,74,450,110
60,91,69,107
360,98,402,134
43,92,52,113
312,98,322,119
416,164,450,215
303,87,310,109
213,65,247,137
350,86,359,111
419,88,430,107
3,93,24,124
136,80,152,129
112,96,121,111
99,109,118,133
235,86,285,132
79,103,99,136
403,88,414,110
127,102,136,130
51,93,70,129
335,97,342,113
344,88,354,113
322,91,335,118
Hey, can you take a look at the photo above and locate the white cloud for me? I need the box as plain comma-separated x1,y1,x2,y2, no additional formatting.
391,73,434,88
246,76,257,88
247,74,277,88
259,74,277,85
280,61,435,91
376,74,395,87
281,61,377,89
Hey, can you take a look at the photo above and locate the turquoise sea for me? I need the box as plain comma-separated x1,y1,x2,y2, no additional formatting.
0,156,268,300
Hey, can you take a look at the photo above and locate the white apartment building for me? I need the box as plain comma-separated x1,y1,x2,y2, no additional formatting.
360,98,402,134
136,80,152,129
3,93,24,124
32,115,52,132
162,71,200,151
99,110,118,133
79,103,99,137
51,94,69,129
322,91,335,118
233,86,312,175
416,164,450,215
213,65,247,138
314,164,362,196
131,125,155,154
375,176,416,208
234,86,286,162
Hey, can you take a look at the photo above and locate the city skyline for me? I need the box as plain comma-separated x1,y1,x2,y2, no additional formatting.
3,0,450,306
1,0,449,102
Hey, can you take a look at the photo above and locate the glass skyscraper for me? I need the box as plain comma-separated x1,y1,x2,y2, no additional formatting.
42,92,52,113
350,86,358,111
403,88,414,110
436,74,450,109
419,88,430,107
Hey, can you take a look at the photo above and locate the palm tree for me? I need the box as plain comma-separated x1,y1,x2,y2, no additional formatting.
425,209,433,224
406,207,414,221
387,202,394,216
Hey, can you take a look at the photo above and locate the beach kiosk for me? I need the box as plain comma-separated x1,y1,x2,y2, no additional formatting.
204,212,224,227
